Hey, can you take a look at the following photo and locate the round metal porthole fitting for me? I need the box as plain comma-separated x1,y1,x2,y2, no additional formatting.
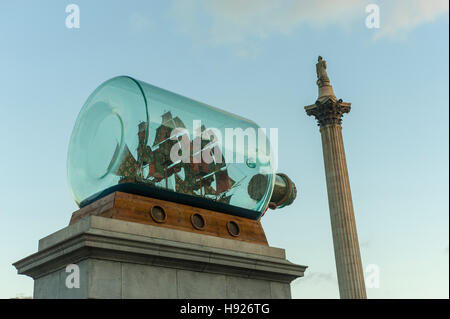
191,213,206,230
150,205,167,223
227,221,240,237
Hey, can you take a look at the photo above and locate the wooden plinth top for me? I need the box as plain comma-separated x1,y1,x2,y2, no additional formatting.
70,192,268,246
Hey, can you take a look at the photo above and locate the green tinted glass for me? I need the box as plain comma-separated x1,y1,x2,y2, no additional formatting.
67,76,275,217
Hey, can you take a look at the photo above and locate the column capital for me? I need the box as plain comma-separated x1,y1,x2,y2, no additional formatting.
304,97,351,127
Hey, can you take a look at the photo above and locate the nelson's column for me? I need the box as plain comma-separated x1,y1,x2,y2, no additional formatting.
305,56,367,299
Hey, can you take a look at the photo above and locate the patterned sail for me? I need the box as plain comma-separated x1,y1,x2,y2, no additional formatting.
114,144,139,183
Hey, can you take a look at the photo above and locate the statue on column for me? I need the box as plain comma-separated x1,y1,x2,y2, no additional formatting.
316,56,330,87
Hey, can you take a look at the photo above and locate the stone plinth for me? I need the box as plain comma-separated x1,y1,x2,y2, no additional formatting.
13,216,306,299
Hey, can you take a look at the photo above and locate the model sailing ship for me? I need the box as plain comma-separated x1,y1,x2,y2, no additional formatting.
113,111,239,205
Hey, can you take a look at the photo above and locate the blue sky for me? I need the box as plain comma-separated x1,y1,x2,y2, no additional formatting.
0,1,448,298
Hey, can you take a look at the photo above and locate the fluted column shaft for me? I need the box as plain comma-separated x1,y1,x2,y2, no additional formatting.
320,123,366,299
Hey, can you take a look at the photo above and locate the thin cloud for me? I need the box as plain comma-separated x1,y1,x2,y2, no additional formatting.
294,271,337,286
374,0,449,39
129,12,152,31
171,0,448,47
